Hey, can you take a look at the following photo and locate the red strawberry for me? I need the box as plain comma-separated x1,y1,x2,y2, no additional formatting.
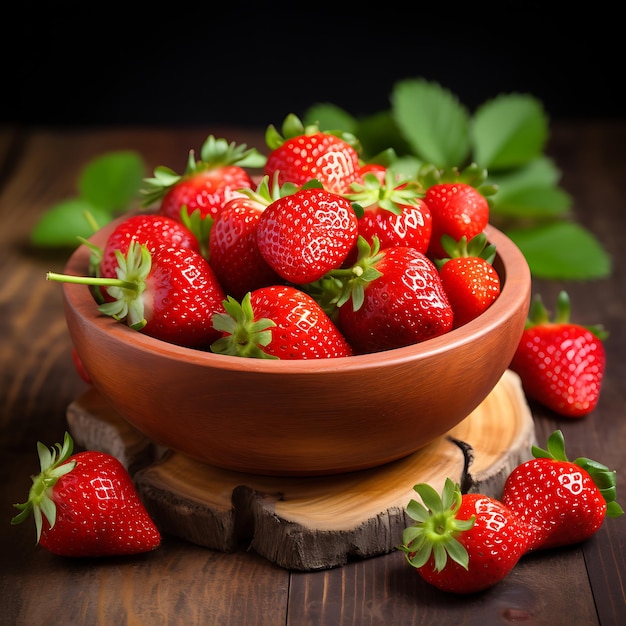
436,233,501,328
208,176,283,299
400,478,529,594
100,213,201,280
425,182,489,259
48,241,226,349
501,430,623,552
331,237,454,353
211,286,353,360
256,184,359,284
345,168,432,257
264,113,361,194
12,432,161,557
71,346,92,384
141,135,266,224
509,291,607,417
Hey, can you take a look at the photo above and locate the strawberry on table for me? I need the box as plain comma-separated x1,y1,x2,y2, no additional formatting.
400,478,529,594
141,134,266,226
48,240,226,349
501,430,623,552
435,232,501,328
256,183,359,284
12,432,161,557
509,290,607,417
264,113,361,194
211,286,353,360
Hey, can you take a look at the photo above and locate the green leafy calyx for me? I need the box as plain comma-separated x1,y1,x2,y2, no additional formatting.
399,478,475,572
11,432,77,542
210,293,278,359
525,291,609,340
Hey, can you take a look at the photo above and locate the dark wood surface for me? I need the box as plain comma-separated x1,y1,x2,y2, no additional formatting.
1,121,624,625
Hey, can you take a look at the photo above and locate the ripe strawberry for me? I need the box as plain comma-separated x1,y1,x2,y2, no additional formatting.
425,181,490,259
48,240,226,349
211,286,353,360
329,237,454,353
141,135,266,225
264,113,361,194
509,291,607,417
12,432,161,557
71,346,92,384
501,430,623,552
100,212,202,279
345,168,432,256
208,176,283,299
256,184,359,284
400,478,529,594
436,232,501,328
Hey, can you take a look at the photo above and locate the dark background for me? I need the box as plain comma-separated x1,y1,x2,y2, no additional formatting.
3,10,623,129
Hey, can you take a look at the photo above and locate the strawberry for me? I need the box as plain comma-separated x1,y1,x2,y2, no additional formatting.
256,183,359,284
326,237,454,354
12,432,161,557
424,181,490,260
435,232,501,328
501,430,623,552
400,478,529,594
71,346,92,384
48,240,226,349
264,113,361,194
211,286,353,360
509,291,607,417
141,135,266,227
208,176,283,299
100,212,202,279
344,168,432,257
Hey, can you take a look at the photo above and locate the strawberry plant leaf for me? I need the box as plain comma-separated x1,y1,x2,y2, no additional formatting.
506,222,612,280
30,199,112,248
78,150,145,213
391,78,471,168
490,184,572,220
354,111,413,160
488,157,571,218
303,102,359,135
472,94,548,170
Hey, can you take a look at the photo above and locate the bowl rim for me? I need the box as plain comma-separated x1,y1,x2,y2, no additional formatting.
62,221,530,375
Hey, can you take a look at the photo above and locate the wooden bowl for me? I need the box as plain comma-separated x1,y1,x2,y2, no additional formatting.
61,221,531,476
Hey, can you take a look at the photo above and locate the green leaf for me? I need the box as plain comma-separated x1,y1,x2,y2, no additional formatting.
78,151,145,213
302,103,358,135
30,199,113,248
354,111,413,160
472,94,549,170
489,156,566,192
491,183,572,219
506,221,612,280
391,78,471,168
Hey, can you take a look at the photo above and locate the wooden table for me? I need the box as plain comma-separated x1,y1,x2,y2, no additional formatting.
1,121,624,625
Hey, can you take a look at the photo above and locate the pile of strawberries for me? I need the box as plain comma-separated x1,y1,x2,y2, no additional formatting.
50,113,501,360
400,429,623,594
47,113,609,418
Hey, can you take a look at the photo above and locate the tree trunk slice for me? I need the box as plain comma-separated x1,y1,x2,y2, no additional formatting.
66,369,535,571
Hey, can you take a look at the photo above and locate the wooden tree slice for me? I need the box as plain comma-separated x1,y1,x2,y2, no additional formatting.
66,369,535,571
